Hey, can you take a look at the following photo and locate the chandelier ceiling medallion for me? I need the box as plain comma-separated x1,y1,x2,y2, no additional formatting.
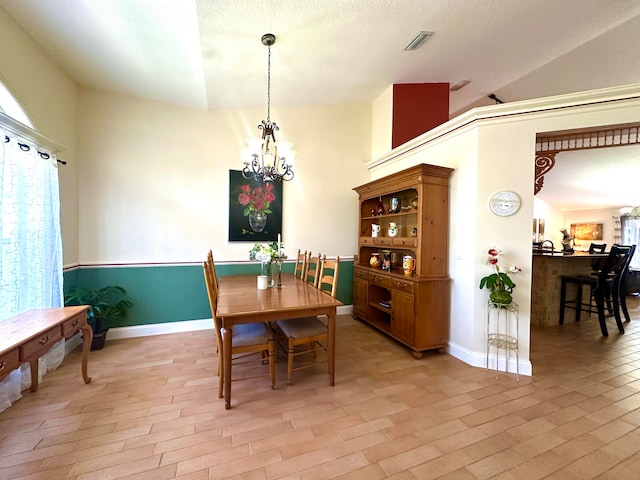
241,33,295,182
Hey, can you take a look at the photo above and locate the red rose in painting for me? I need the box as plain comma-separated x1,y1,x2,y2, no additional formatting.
238,183,275,216
238,192,250,205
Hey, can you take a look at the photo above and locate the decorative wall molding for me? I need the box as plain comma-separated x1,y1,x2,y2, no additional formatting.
534,152,557,195
536,123,640,153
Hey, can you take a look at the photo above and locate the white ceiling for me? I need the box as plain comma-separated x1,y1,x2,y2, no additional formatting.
1,0,639,211
1,0,639,113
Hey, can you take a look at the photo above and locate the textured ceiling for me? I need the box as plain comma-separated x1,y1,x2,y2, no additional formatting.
1,0,640,212
1,0,639,114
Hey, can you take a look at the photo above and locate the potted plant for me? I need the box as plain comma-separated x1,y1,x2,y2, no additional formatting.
64,285,133,350
479,247,522,307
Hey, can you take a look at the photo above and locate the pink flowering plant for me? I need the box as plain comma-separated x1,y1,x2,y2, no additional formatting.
479,248,521,295
238,183,276,215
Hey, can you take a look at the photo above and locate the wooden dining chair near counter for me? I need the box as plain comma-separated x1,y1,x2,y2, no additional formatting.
275,255,340,385
202,261,275,399
293,249,308,279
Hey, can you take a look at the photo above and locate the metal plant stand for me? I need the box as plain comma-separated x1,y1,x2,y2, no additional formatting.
486,300,519,380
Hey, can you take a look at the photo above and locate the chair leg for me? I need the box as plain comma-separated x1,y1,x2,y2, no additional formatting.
268,340,276,390
559,278,567,325
287,339,295,385
595,291,609,337
620,287,631,322
218,362,224,399
612,288,625,334
575,282,582,322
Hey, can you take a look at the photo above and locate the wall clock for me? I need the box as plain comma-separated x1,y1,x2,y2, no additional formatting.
489,191,521,216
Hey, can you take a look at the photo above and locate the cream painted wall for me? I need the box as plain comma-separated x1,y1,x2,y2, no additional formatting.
0,6,80,266
369,85,640,375
533,196,564,247
563,208,620,249
77,88,371,264
371,85,393,159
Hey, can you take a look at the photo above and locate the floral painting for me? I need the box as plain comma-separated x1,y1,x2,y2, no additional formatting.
228,170,283,242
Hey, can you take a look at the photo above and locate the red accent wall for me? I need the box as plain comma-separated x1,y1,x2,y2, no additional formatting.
392,83,449,149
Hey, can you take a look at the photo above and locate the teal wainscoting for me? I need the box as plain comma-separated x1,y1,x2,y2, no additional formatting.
63,260,353,328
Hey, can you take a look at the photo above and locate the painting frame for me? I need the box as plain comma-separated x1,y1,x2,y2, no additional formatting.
570,222,603,241
228,170,283,242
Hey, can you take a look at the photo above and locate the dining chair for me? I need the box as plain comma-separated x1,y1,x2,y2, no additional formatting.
293,249,308,280
588,242,607,272
206,250,219,295
561,245,633,336
581,243,609,313
202,261,275,398
615,244,636,322
304,252,322,287
275,255,340,384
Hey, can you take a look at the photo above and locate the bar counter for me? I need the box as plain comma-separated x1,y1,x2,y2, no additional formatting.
531,251,607,327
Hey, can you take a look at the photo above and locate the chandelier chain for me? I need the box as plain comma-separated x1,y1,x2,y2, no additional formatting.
266,43,271,123
241,33,295,182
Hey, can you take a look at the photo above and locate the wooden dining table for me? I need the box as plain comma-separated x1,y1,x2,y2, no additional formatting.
215,274,343,409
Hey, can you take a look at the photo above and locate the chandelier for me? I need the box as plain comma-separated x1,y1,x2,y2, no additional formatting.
241,33,296,182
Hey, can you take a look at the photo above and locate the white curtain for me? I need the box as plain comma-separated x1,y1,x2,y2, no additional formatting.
621,215,640,269
0,128,63,318
0,128,64,413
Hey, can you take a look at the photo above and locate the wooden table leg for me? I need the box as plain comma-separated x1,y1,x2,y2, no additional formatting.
29,359,39,392
80,323,93,384
328,309,335,386
222,326,232,409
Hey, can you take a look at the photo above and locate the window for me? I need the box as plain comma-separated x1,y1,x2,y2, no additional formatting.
0,80,63,319
0,80,64,413
621,216,640,269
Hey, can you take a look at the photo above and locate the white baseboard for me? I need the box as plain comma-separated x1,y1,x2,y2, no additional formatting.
446,340,532,377
105,305,354,342
107,318,214,340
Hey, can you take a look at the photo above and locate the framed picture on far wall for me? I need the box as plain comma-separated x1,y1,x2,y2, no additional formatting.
570,222,603,241
228,170,283,242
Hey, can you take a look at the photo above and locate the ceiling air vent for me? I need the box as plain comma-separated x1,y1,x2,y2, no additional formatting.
404,31,434,51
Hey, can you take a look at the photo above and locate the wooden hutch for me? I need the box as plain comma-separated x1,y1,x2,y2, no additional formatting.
352,163,453,358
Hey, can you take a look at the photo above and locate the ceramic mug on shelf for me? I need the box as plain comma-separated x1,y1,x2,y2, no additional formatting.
388,222,398,237
371,224,381,237
402,255,415,276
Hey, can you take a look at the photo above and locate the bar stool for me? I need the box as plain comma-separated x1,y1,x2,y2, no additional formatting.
559,243,608,324
583,243,608,315
560,245,633,336
559,274,585,324
617,244,637,322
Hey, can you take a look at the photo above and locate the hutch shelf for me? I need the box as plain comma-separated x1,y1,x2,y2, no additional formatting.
352,163,453,358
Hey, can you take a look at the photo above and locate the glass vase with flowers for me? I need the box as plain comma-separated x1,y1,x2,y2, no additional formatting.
479,247,521,307
249,239,287,287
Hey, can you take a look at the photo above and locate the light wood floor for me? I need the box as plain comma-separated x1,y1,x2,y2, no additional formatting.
1,297,639,480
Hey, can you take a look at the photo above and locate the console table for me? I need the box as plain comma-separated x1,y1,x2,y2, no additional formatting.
0,306,92,392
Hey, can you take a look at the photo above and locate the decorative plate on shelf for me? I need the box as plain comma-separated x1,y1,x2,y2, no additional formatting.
489,191,521,216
